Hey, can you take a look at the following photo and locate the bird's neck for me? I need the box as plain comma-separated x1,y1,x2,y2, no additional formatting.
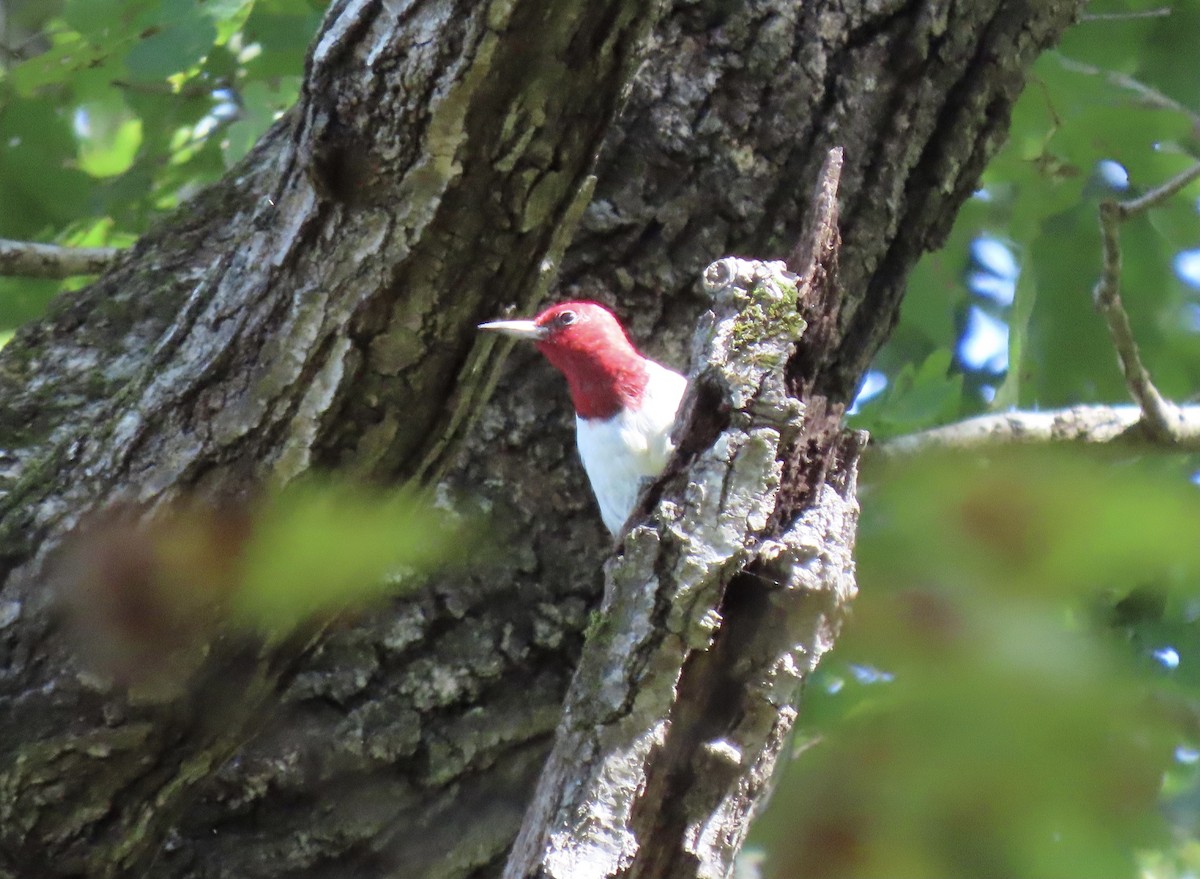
541,346,649,420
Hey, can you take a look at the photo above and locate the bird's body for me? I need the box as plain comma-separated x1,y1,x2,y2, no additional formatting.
574,358,686,533
479,302,687,534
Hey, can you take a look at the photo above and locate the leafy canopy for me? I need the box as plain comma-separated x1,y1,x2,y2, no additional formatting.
0,0,325,338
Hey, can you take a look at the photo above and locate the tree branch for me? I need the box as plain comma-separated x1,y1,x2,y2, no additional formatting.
1057,56,1200,124
1117,161,1200,218
0,238,119,278
1093,162,1200,442
875,404,1200,458
1079,8,1171,20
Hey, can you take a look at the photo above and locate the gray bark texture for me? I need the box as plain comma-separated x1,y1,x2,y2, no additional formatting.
0,1,1084,877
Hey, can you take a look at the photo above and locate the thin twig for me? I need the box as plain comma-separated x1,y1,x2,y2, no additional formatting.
0,239,120,279
1057,56,1200,126
1118,162,1200,218
1090,162,1200,443
874,404,1200,458
1093,204,1178,440
1080,7,1171,22
111,79,221,100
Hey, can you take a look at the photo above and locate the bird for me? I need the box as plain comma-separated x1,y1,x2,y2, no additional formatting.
479,301,687,535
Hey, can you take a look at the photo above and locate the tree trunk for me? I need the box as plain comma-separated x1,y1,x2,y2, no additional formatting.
0,1,1083,877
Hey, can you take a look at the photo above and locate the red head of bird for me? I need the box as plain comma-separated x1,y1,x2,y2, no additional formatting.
479,301,687,534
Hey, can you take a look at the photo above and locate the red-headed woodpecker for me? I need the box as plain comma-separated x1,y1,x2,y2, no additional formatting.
479,301,687,535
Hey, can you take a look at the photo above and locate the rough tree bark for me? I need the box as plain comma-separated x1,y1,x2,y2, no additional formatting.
0,1,1084,878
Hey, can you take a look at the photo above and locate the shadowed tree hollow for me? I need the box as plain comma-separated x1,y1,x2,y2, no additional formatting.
0,1,1084,877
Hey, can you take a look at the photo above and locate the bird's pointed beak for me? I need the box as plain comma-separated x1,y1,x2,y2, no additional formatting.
477,318,547,341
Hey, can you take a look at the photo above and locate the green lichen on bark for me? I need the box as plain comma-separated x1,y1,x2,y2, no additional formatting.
730,264,806,355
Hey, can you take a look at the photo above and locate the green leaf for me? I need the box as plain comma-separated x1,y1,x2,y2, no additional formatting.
0,277,63,335
64,0,153,41
123,0,218,81
1136,4,1200,111
201,0,257,43
859,449,1200,598
241,1,326,78
77,100,143,177
233,481,463,634
199,0,255,21
9,29,108,96
851,349,963,439
0,97,93,235
753,449,1198,878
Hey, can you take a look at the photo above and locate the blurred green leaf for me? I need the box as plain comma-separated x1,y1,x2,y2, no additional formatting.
221,77,298,166
123,0,218,81
234,480,463,634
241,0,327,78
8,28,108,96
859,449,1200,596
0,97,93,235
1135,4,1200,112
757,660,1171,879
64,0,150,41
77,99,143,177
850,350,963,439
200,0,256,23
0,277,63,332
755,449,1198,878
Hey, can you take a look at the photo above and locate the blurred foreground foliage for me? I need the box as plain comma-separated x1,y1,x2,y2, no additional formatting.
61,479,462,689
234,480,461,633
754,450,1200,878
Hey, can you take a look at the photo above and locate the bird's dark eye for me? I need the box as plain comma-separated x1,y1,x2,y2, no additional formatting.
558,310,578,326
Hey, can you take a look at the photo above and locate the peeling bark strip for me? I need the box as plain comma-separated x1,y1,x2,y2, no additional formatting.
503,153,861,879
